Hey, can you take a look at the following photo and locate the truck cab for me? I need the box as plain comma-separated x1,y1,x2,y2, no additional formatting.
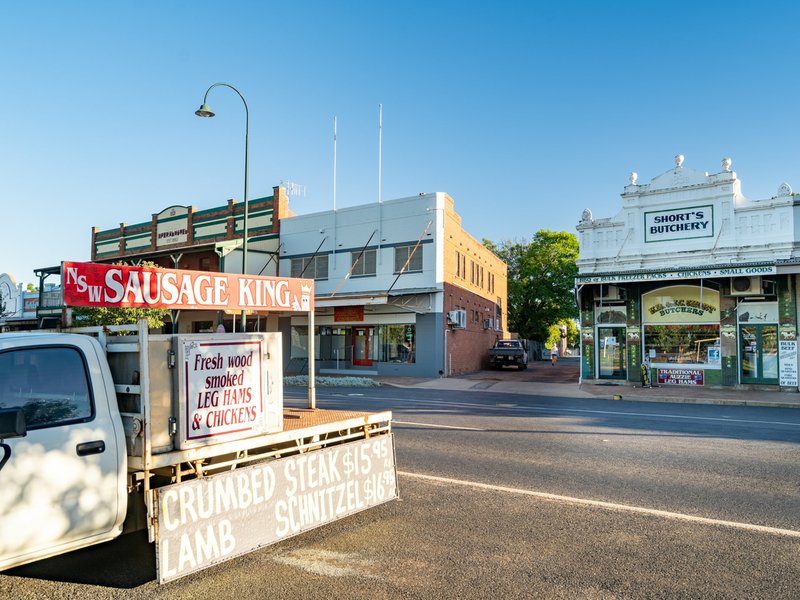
0,332,127,569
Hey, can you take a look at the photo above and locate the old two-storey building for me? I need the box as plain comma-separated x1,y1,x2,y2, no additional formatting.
576,155,800,390
278,192,507,378
90,186,292,333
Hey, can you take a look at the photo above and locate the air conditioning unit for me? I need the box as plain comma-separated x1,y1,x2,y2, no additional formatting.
730,276,762,296
447,309,467,329
483,318,493,330
597,284,624,301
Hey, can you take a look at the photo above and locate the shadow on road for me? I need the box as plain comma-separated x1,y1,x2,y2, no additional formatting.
6,531,155,588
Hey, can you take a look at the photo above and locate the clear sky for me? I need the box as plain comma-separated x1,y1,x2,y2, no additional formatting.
2,1,799,286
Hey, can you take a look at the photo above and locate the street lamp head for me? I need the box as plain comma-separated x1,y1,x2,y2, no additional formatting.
195,103,215,118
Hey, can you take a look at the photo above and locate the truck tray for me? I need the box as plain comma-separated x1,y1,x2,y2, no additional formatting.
129,408,392,472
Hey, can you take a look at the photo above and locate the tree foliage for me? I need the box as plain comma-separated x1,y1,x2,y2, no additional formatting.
71,305,169,329
546,319,579,349
484,230,579,342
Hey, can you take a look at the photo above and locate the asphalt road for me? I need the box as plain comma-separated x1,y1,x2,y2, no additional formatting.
2,387,799,598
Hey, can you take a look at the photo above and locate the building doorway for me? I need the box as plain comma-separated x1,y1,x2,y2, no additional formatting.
740,324,778,384
353,327,374,366
598,326,626,379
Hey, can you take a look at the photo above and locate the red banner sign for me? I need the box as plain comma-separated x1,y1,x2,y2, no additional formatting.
334,305,364,322
62,262,314,312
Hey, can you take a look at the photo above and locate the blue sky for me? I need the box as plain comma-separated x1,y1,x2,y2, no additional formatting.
2,1,799,285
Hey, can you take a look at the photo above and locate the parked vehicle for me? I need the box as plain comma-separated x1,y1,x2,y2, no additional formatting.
0,262,397,583
488,339,528,370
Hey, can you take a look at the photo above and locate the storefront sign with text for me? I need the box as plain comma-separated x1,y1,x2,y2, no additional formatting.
180,338,282,448
644,205,714,243
576,265,775,285
779,340,798,387
657,368,704,386
62,261,314,312
155,435,398,583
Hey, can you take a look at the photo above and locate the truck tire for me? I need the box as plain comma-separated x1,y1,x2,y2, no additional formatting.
519,363,527,370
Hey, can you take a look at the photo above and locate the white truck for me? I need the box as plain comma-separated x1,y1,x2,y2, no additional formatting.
0,262,397,583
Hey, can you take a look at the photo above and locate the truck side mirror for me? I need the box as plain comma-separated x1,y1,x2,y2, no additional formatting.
0,408,27,440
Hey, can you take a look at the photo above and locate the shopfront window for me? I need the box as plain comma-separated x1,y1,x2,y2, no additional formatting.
642,286,720,366
291,326,319,360
290,324,415,364
375,325,415,363
643,324,720,364
318,327,350,361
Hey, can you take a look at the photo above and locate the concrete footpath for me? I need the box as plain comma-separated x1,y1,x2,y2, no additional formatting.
375,357,800,409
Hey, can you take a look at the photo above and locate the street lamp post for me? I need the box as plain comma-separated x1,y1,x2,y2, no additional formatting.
195,82,250,333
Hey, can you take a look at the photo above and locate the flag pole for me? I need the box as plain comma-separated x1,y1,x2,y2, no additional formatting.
378,103,383,203
333,115,337,211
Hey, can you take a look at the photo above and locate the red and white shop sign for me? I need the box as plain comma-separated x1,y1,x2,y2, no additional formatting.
62,261,314,312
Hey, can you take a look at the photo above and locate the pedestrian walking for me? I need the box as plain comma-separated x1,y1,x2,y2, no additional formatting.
550,343,559,366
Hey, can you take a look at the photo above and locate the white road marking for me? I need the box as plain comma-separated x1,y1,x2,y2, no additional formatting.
308,394,800,428
394,420,486,431
398,471,800,539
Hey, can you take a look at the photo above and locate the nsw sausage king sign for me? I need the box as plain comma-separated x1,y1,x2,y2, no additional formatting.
61,261,313,312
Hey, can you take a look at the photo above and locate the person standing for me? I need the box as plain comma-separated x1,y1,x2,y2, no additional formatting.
550,343,559,366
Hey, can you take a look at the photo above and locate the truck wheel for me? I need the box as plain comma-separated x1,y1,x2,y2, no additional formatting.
519,363,527,370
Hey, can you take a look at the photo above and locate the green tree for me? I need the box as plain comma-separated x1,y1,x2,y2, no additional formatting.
546,319,579,349
485,230,579,341
71,305,168,329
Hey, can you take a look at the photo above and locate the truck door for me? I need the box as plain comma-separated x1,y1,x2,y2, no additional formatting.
0,341,126,570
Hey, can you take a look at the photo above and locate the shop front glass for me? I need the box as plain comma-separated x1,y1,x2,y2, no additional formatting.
596,306,627,379
598,326,626,379
291,324,416,366
642,286,720,384
740,325,778,383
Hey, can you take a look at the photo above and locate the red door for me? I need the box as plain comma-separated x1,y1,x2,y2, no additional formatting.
353,327,374,366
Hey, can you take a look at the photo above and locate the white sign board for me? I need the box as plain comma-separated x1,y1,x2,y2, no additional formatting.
179,336,282,448
779,340,798,387
155,435,398,583
644,205,713,243
156,206,190,247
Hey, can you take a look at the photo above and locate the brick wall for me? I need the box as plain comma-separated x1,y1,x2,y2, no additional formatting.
444,282,503,374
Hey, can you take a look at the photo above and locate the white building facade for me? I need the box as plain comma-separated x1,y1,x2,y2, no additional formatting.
278,192,507,378
577,156,800,389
